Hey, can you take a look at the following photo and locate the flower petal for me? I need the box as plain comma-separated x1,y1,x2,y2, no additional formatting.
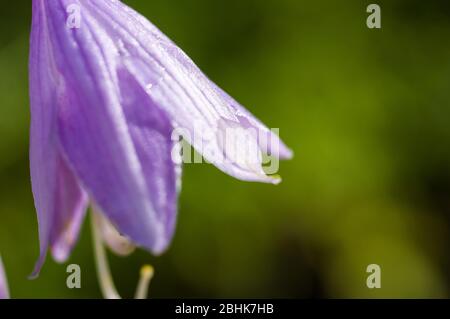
210,83,294,160
29,0,88,277
0,256,9,299
86,0,289,183
118,67,181,245
49,156,89,263
92,65,182,255
42,1,179,254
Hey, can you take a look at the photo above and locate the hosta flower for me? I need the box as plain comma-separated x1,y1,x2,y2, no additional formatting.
0,256,9,299
30,0,292,277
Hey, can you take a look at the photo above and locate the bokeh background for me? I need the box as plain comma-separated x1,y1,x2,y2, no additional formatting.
0,0,449,298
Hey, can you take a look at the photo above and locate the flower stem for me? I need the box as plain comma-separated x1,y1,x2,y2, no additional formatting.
91,211,155,299
91,212,121,299
134,265,154,299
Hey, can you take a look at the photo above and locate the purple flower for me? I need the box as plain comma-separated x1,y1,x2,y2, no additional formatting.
30,0,292,276
0,256,9,299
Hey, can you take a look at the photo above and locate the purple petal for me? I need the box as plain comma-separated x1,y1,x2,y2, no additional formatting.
31,0,291,263
118,68,181,245
41,1,179,254
29,0,88,277
86,0,290,183
49,157,89,263
211,83,293,160
91,66,180,256
0,256,9,299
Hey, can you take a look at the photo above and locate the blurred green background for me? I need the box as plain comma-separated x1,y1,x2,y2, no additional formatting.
0,0,449,298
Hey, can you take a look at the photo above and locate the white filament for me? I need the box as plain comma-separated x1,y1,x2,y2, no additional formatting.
91,211,155,300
